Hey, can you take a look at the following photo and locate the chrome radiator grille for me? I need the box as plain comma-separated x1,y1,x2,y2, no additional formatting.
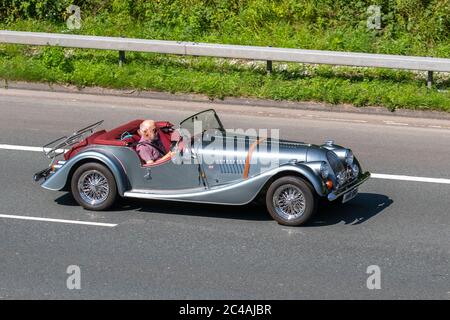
327,151,345,175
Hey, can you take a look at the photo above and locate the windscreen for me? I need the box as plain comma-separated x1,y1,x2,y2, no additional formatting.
179,109,224,137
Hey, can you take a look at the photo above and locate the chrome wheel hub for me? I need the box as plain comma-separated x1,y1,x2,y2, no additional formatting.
273,184,306,220
77,170,109,205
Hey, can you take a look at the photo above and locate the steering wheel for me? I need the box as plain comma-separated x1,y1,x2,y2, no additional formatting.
120,131,133,140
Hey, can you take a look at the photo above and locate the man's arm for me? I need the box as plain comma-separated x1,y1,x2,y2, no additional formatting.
137,144,158,163
146,151,173,164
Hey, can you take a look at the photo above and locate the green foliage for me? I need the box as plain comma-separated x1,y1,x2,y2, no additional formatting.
0,0,71,22
1,1,448,57
0,45,448,112
41,46,74,73
1,1,448,51
0,0,449,111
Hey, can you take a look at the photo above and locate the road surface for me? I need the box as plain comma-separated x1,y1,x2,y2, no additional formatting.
0,88,448,299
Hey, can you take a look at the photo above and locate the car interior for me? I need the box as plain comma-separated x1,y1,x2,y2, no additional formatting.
64,119,179,166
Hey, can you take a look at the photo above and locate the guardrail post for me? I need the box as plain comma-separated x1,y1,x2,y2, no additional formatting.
427,71,433,89
119,50,125,67
266,46,272,74
267,60,272,74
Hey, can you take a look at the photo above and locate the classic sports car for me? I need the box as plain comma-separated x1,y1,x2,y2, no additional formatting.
34,109,370,226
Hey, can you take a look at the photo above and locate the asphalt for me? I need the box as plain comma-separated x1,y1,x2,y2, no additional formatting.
0,88,449,299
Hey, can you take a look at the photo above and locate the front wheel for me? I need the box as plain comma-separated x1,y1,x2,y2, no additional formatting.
71,162,117,211
265,176,317,226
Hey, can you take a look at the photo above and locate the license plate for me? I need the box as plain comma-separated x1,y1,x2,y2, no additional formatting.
342,188,358,203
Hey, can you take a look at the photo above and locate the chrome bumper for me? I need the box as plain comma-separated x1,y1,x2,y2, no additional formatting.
327,171,371,201
33,167,52,182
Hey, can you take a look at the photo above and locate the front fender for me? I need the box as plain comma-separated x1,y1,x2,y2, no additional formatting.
277,163,326,196
41,150,129,196
249,163,326,201
231,163,327,204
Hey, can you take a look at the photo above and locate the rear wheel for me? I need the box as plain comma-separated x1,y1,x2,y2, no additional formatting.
266,176,317,226
71,163,117,211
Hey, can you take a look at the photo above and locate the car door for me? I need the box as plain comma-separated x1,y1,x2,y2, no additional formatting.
137,160,204,191
130,136,206,191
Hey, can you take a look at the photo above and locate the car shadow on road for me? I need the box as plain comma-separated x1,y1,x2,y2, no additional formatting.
54,193,79,206
54,192,392,226
54,192,273,221
308,192,393,227
123,198,274,222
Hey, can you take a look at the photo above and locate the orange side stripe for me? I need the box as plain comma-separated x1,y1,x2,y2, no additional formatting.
243,137,267,179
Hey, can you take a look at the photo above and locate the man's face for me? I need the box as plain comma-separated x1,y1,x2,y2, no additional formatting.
141,123,157,141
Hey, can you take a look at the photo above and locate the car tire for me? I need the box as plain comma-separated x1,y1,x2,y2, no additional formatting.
265,176,317,226
71,162,117,211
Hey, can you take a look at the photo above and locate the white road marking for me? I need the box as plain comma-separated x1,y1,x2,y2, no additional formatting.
318,117,368,123
0,144,66,153
1,143,449,185
383,121,409,126
0,214,117,227
371,173,450,184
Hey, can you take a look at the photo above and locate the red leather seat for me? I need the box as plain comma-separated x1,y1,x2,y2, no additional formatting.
93,119,144,146
64,129,106,160
64,119,175,161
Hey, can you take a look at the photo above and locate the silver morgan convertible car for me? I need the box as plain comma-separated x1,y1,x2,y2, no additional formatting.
34,109,370,226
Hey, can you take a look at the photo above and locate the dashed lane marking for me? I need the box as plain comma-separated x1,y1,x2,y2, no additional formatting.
371,173,450,185
0,144,66,153
0,214,117,227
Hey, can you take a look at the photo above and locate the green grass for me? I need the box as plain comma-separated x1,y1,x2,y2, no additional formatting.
0,0,449,111
1,45,449,112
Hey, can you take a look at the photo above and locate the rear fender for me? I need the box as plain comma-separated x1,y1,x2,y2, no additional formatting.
41,150,129,196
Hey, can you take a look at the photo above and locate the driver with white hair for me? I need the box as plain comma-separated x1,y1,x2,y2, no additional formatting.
136,120,166,164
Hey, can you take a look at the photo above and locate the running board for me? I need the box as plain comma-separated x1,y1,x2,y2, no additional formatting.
123,190,235,205
124,187,206,199
123,183,254,205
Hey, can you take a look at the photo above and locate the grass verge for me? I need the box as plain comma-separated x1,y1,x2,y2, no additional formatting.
1,2,449,111
1,44,449,112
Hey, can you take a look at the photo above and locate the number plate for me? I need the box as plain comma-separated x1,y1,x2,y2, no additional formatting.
342,188,358,203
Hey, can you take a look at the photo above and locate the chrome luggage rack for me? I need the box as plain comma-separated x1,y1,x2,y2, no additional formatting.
43,120,104,160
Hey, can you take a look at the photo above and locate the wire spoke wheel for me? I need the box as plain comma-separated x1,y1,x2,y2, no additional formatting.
273,184,306,220
266,176,317,226
77,170,110,206
71,163,118,211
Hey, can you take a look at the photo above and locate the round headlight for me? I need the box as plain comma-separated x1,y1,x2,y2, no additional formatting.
351,163,359,177
320,162,330,179
345,150,354,166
